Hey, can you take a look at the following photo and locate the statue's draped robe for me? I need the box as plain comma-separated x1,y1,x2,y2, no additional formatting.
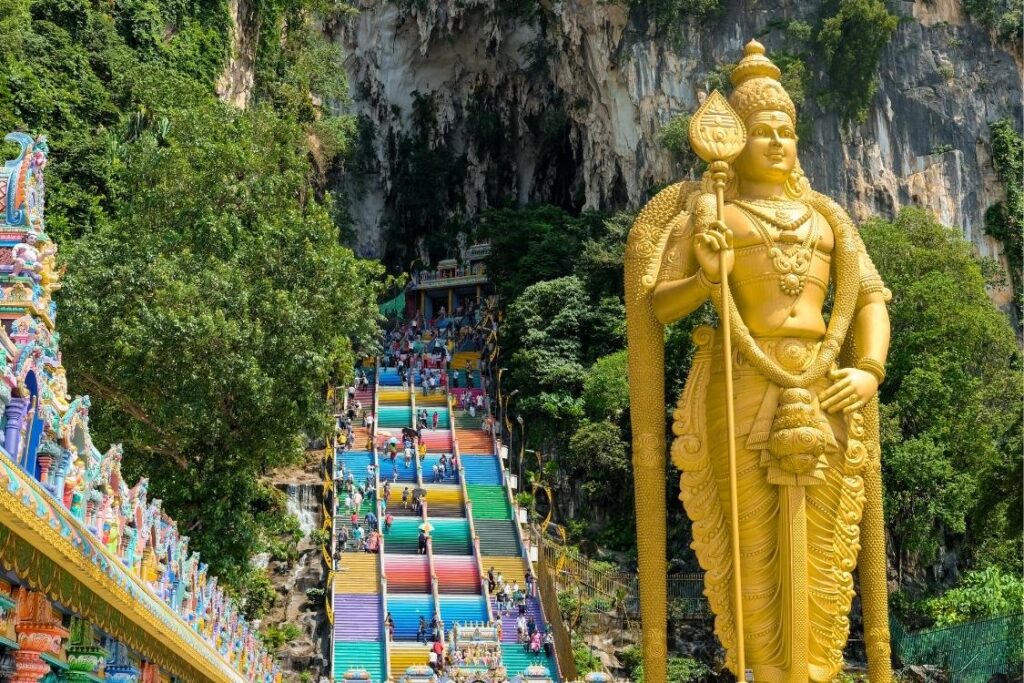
663,193,886,683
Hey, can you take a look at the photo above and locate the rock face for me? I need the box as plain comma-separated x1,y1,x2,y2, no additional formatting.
332,0,1021,289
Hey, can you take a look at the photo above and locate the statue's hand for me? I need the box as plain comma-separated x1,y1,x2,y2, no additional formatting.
819,368,879,414
694,220,734,283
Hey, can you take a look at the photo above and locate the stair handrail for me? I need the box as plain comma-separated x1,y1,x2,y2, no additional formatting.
533,531,577,681
424,507,444,647
374,357,393,683
450,392,493,624
482,360,571,681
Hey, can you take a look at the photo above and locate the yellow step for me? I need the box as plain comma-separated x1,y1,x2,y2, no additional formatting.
378,389,410,404
481,556,528,587
333,554,380,594
390,644,430,672
417,394,448,406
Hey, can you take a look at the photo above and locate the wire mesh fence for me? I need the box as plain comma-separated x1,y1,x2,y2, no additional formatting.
892,611,1023,683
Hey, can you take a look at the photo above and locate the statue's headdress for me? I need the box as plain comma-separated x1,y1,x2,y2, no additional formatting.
728,40,797,123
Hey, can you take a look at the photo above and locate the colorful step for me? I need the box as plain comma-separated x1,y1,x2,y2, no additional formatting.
334,593,382,640
501,644,558,681
480,556,529,588
438,595,489,629
456,426,493,454
333,641,385,682
434,556,482,594
378,368,402,387
428,518,473,555
338,451,373,479
389,643,431,674
379,455,417,483
384,555,430,593
420,430,453,452
383,518,423,555
333,554,379,594
421,484,464,518
378,406,412,428
466,484,513,520
490,596,545,642
475,519,521,556
460,456,502,485
386,594,435,641
420,455,460,484
377,387,409,404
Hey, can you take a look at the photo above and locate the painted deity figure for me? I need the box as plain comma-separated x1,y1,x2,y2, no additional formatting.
626,42,892,683
11,231,54,281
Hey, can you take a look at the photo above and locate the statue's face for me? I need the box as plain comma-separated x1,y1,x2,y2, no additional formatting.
734,110,798,185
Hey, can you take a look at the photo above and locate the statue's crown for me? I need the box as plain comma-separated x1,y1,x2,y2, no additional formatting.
728,40,797,123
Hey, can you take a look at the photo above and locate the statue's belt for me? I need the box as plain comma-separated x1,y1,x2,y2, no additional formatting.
708,334,842,487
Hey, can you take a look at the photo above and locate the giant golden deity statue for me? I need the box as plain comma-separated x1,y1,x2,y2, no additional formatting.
625,41,893,683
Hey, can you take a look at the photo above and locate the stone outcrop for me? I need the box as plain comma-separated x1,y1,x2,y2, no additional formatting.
332,0,1021,301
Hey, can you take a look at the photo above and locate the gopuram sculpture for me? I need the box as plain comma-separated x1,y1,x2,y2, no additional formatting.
625,41,892,683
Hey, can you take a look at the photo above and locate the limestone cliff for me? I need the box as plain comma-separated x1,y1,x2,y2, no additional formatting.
330,0,1021,304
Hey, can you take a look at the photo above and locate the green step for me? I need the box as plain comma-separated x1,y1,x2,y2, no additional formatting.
466,484,513,520
475,519,521,556
384,518,422,554
501,644,558,681
334,641,386,682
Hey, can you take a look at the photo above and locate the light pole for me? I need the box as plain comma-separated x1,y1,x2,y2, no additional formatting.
516,414,525,492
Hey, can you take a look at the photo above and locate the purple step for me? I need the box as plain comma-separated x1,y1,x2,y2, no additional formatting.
489,596,545,643
334,593,382,640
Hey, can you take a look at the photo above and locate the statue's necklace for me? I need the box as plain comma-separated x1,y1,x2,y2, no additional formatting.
732,198,812,231
735,204,819,296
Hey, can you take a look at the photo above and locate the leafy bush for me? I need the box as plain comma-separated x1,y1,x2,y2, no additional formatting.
630,655,710,683
309,527,332,547
305,586,326,603
259,622,302,654
984,119,1023,317
921,567,1024,626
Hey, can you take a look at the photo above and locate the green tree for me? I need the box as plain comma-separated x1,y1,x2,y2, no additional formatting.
861,208,1022,570
60,98,384,587
817,0,899,123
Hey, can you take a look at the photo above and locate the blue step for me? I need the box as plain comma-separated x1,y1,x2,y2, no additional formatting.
379,456,417,483
338,451,373,479
438,595,489,630
379,368,402,387
386,594,435,640
460,456,502,485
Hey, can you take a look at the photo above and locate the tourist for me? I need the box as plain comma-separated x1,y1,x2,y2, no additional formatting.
418,616,428,644
488,566,496,593
344,492,353,514
529,631,541,654
516,614,527,643
432,411,439,430
337,525,349,553
428,650,438,674
433,463,441,483
384,512,394,533
525,569,536,597
384,612,395,641
352,524,364,546
543,631,554,658
418,529,428,555
402,486,410,509
527,615,537,638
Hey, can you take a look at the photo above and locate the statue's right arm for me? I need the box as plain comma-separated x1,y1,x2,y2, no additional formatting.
651,212,710,326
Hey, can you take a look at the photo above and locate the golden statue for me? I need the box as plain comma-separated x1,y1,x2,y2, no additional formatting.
625,40,893,683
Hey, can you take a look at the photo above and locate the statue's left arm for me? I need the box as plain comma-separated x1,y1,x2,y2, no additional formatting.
820,230,891,414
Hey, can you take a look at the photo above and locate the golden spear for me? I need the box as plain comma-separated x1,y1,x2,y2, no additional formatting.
688,91,749,683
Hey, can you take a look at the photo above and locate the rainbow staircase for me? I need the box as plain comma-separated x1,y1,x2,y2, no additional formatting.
332,344,561,682
332,365,387,682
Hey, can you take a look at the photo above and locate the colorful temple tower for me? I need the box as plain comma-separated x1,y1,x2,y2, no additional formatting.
0,132,280,682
